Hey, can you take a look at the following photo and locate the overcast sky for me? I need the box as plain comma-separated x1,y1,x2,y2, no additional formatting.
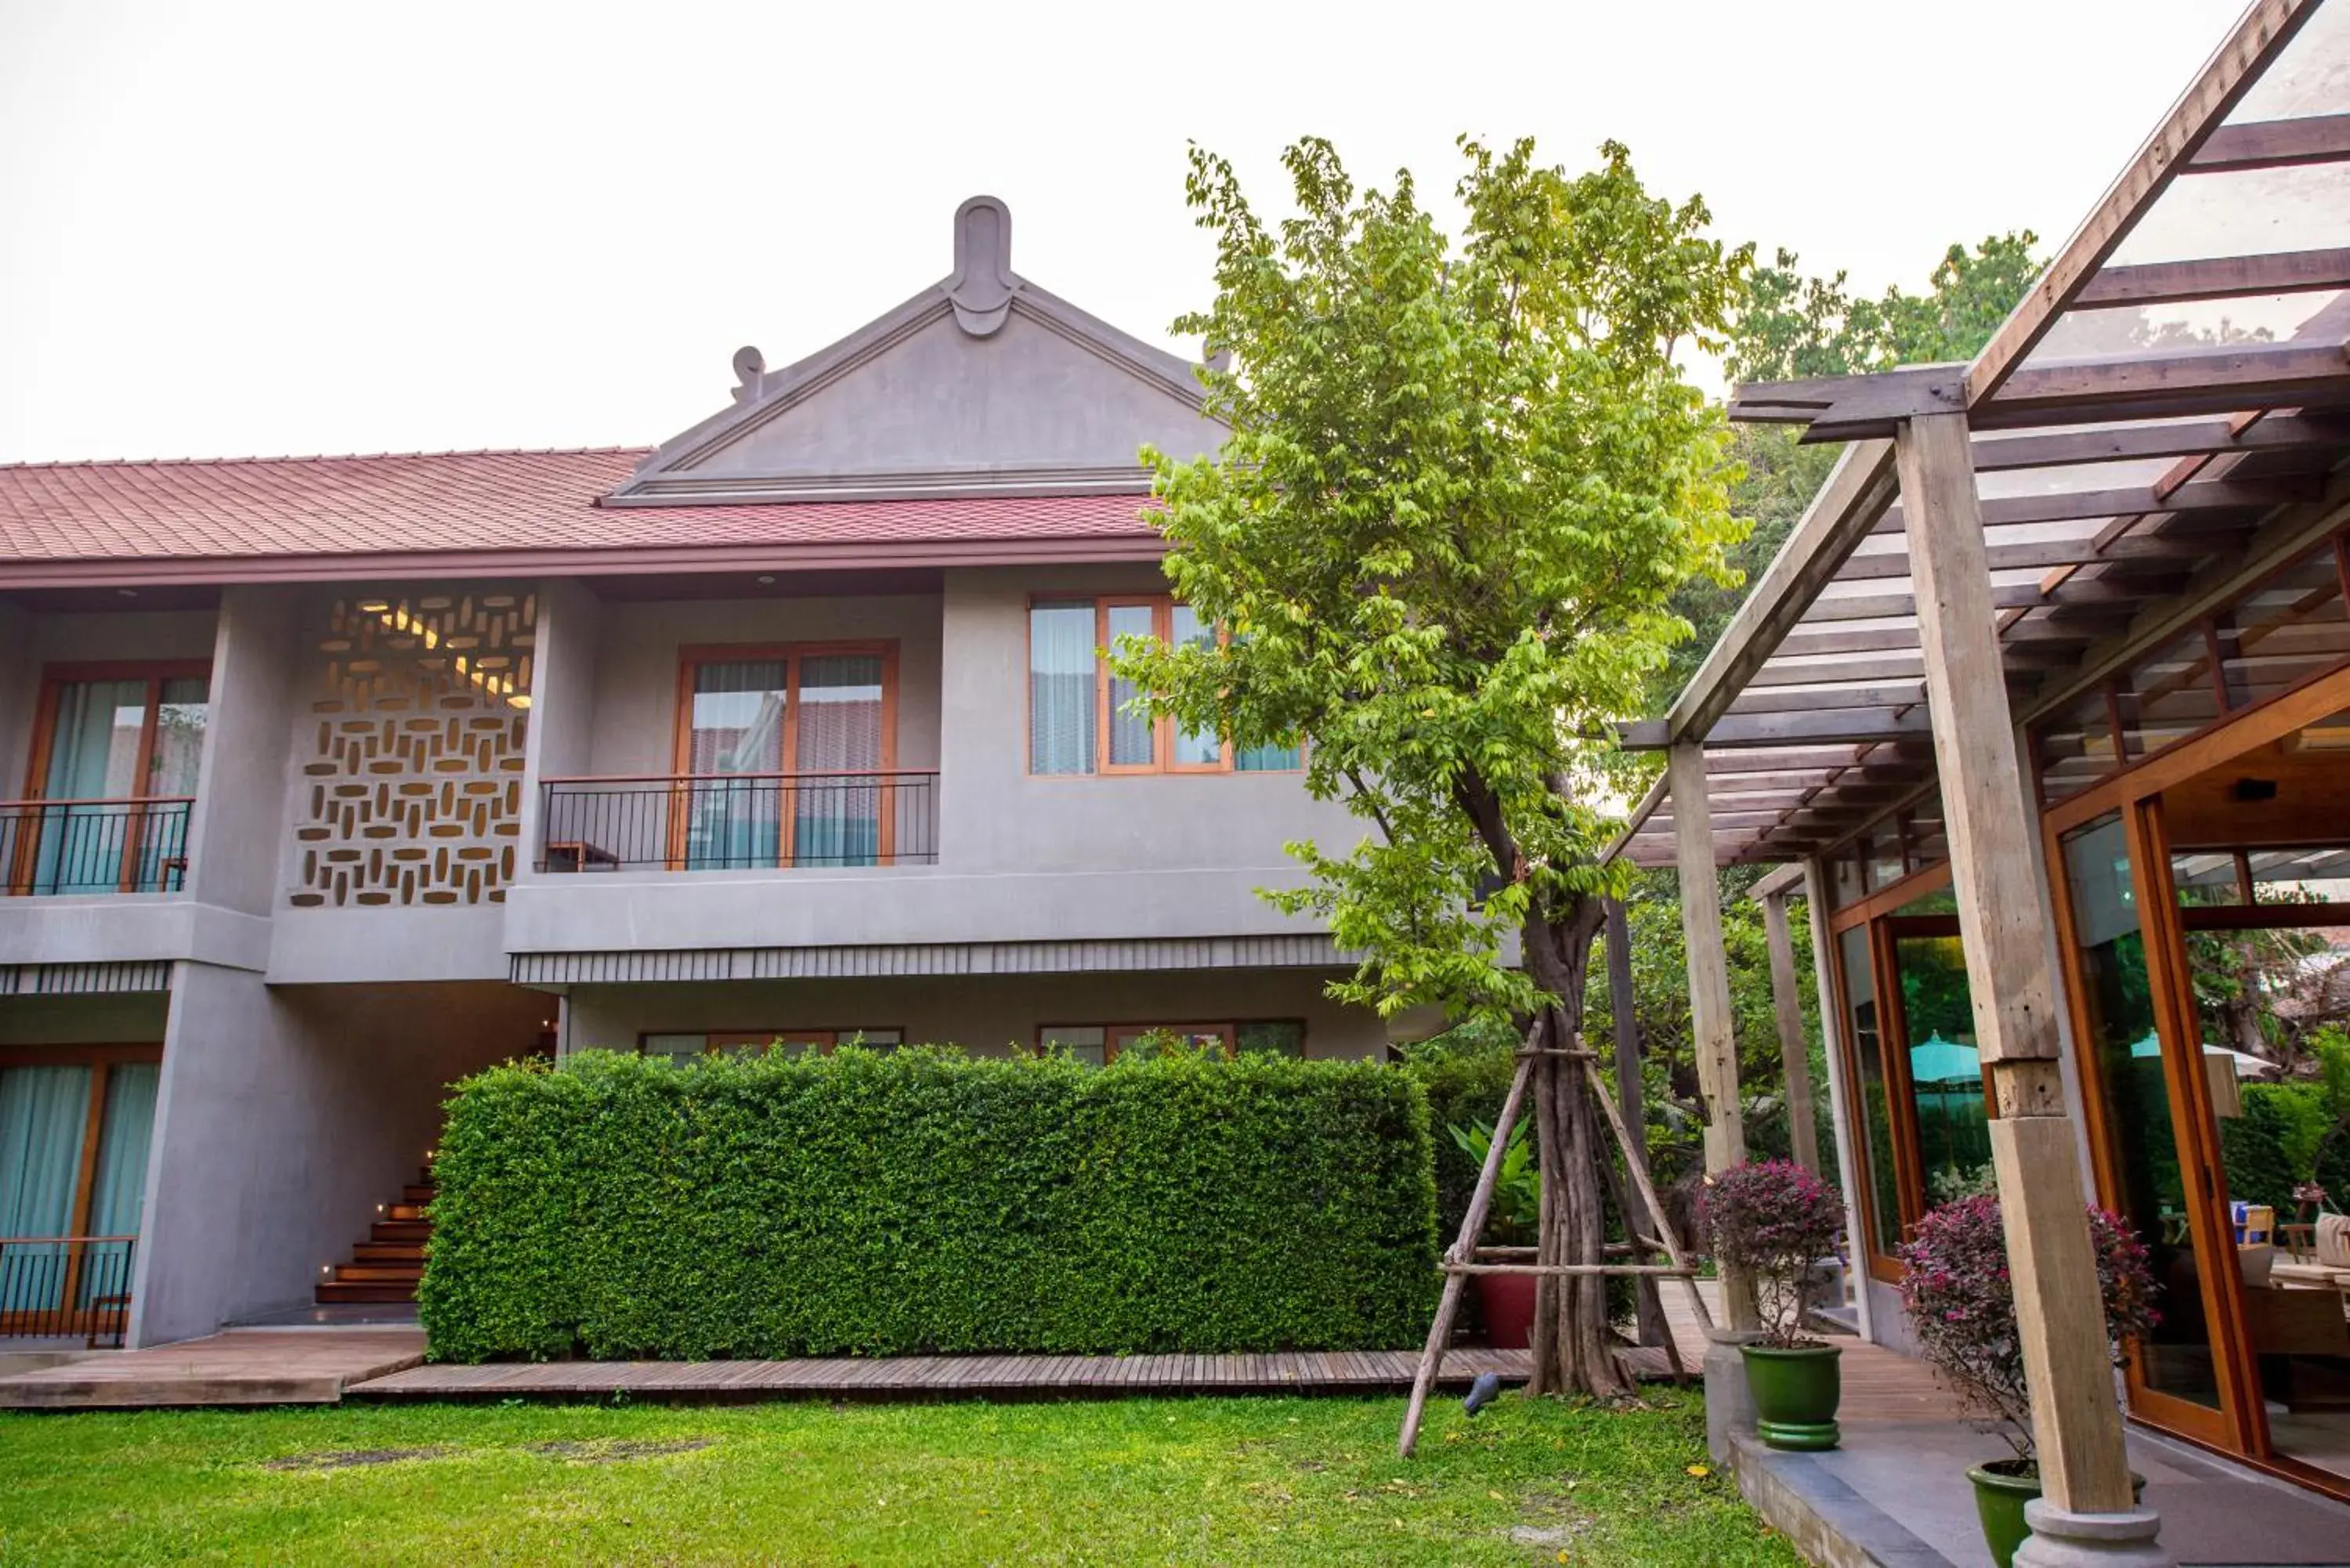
0,0,2251,464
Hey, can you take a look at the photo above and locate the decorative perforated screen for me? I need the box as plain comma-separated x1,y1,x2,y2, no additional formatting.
291,589,534,908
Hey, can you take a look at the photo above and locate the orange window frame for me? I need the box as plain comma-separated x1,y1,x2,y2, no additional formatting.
0,1042,163,1332
1033,1021,1308,1062
667,641,902,869
19,660,212,896
1025,594,1303,777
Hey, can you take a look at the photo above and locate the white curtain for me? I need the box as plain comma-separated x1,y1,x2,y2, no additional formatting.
795,654,884,866
1029,604,1097,774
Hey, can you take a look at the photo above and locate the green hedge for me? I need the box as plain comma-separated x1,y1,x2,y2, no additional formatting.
421,1046,1441,1362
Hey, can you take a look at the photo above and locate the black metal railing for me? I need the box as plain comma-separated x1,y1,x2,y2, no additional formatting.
0,1236,135,1346
537,771,939,872
0,797,194,895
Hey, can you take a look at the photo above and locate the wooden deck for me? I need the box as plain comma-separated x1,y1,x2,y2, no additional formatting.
0,1328,425,1410
0,1274,1966,1414
347,1346,1545,1403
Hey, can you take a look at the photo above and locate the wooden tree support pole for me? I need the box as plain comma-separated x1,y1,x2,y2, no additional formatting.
1605,896,1671,1349
1581,1054,1716,1341
1398,1043,1538,1458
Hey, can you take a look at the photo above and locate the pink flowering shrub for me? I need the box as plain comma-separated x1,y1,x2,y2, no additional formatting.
1895,1195,2159,1462
1700,1159,1846,1348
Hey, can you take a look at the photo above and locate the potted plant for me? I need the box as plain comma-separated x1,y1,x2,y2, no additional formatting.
1448,1119,1540,1349
1896,1195,2159,1568
1701,1158,1849,1451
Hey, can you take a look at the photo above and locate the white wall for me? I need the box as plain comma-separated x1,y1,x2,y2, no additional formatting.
561,969,1386,1060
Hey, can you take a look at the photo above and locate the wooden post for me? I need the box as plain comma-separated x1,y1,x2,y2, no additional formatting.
1760,890,1823,1176
1668,741,1759,1334
1896,411,2141,1522
1605,898,1669,1348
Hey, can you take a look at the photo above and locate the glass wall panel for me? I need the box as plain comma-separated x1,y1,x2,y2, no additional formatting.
2220,547,2350,712
2118,633,2225,761
1839,924,1901,1257
2036,685,2122,802
1893,934,1990,1204
2063,812,2225,1413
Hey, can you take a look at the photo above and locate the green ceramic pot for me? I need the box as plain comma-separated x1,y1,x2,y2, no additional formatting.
1966,1459,2148,1568
1739,1342,1842,1451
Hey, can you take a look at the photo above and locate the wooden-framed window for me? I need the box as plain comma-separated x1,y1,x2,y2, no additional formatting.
1034,1019,1306,1066
0,1044,161,1326
670,641,898,869
15,662,211,895
639,1028,904,1064
1025,596,1303,776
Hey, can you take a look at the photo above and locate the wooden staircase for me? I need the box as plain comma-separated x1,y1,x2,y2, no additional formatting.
316,1167,433,1305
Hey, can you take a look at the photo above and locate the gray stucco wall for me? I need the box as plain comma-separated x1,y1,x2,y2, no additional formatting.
559,969,1386,1060
0,992,168,1045
578,591,942,777
131,970,544,1345
0,607,221,796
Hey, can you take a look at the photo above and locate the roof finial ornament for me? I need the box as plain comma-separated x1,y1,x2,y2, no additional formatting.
945,195,1017,338
731,345,767,404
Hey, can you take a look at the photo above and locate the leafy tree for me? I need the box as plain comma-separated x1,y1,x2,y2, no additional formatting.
1725,234,2042,384
1120,136,1747,1396
1658,233,2046,702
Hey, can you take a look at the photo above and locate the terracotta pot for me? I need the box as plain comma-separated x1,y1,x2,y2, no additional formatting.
1475,1271,1538,1349
1740,1342,1842,1451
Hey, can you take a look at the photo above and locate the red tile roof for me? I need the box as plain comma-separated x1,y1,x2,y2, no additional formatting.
0,449,1165,584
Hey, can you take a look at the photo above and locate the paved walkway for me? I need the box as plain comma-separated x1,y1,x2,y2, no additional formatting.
0,1328,425,1410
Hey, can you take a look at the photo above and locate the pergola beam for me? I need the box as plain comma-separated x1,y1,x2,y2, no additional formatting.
2186,110,2350,174
2074,245,2350,308
1965,0,2319,404
1658,441,1897,746
1968,412,2349,470
1870,473,2318,533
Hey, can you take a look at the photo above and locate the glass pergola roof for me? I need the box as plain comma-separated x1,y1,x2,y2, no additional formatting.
1619,0,2350,869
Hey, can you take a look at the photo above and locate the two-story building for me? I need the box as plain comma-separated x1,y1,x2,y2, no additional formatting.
0,196,1394,1349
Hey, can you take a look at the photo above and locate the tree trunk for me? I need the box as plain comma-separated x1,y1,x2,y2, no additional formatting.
1520,895,1633,1399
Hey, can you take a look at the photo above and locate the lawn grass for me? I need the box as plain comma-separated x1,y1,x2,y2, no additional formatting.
0,1388,1795,1565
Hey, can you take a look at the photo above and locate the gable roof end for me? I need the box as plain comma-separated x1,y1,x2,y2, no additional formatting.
604,195,1225,508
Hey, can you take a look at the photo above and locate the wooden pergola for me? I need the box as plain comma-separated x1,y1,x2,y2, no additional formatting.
1625,1,2350,1556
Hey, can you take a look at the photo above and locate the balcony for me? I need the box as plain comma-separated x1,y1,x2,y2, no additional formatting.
0,798,193,896
537,771,940,873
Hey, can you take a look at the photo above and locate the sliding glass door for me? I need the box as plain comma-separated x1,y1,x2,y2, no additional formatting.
20,670,208,895
0,1050,159,1325
674,645,895,870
